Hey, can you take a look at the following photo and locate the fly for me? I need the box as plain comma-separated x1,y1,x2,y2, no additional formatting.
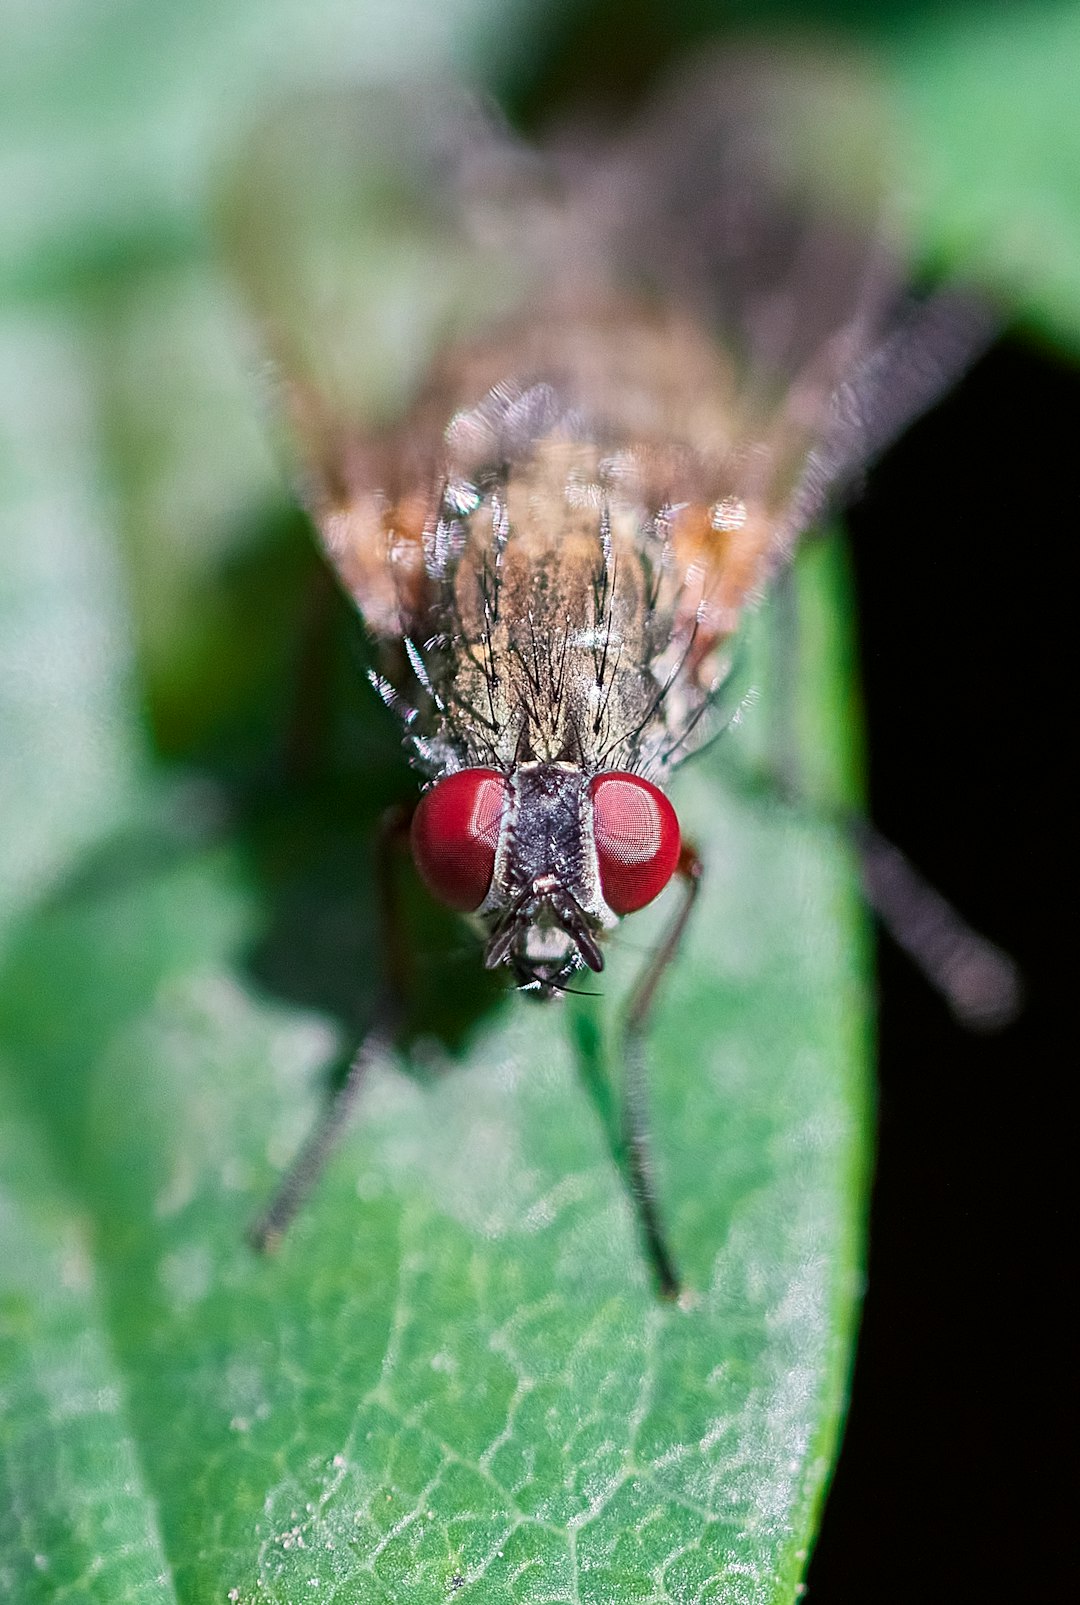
233,51,1018,1294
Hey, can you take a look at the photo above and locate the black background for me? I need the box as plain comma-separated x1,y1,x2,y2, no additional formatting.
809,338,1071,1604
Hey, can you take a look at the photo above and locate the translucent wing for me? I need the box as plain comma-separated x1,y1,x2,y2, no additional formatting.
579,47,994,640
220,81,555,640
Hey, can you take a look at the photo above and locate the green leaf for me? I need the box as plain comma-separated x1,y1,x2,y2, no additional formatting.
0,529,870,1600
1,266,870,1605
0,309,147,940
887,0,1080,352
0,1074,175,1604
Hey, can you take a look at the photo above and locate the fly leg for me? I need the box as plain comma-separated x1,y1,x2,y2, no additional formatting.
847,813,1021,1029
248,801,415,1251
755,557,1020,1028
619,841,704,1300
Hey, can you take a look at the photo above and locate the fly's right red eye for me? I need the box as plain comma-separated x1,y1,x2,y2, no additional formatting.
590,772,681,915
410,768,508,911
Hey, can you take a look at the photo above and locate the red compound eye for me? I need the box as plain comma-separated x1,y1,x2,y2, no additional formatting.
411,768,508,912
590,773,681,915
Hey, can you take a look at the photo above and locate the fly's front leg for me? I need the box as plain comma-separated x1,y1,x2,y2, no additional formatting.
620,841,703,1300
249,801,415,1252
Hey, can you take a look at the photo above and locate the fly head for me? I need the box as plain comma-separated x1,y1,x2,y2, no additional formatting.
411,761,682,994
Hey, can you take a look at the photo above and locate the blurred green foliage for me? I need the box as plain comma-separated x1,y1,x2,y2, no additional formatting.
1,1,1076,1601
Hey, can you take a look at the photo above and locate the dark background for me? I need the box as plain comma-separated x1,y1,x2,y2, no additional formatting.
808,338,1071,1604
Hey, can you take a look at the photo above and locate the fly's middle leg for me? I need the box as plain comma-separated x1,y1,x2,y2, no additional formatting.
619,841,704,1300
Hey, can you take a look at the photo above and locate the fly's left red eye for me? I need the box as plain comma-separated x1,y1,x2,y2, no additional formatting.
589,773,681,915
411,768,508,912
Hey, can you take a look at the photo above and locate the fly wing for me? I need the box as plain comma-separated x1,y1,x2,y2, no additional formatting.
578,48,993,642
220,83,555,642
222,57,991,747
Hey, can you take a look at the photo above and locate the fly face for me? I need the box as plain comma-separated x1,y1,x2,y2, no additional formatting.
410,758,681,993
478,763,612,992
